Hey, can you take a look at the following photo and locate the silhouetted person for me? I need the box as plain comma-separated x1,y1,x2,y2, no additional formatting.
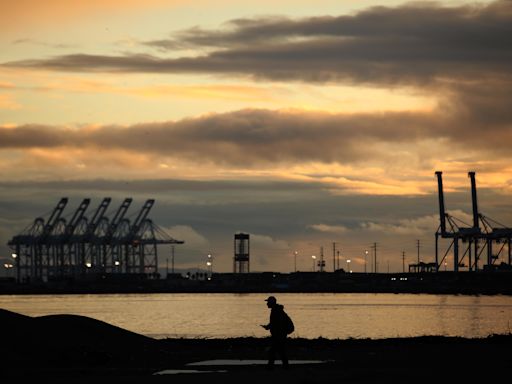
261,296,291,369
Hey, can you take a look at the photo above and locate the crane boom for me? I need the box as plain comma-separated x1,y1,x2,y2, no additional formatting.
131,199,155,233
435,171,447,235
87,197,111,234
108,198,133,235
468,172,479,230
65,198,90,235
43,197,68,236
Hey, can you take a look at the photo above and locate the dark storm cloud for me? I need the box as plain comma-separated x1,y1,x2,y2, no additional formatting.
150,1,512,50
0,109,443,165
1,103,511,164
0,124,69,147
4,1,512,86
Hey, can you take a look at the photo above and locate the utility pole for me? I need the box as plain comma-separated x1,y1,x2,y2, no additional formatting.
332,242,336,272
372,243,377,273
166,257,169,278
171,245,175,274
417,239,420,265
402,251,406,273
320,246,325,272
337,250,340,270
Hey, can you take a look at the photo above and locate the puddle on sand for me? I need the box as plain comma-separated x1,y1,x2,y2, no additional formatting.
153,369,228,375
187,359,329,366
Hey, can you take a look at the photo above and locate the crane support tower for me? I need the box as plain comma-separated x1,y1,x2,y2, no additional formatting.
435,171,512,272
234,233,250,273
7,198,183,283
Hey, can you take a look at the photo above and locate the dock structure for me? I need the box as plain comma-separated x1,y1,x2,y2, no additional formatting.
7,198,184,283
435,171,512,272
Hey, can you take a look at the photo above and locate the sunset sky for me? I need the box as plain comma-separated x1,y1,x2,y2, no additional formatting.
1,0,511,274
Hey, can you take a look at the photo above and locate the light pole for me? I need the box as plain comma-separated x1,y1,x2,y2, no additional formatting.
364,250,368,273
312,255,316,272
11,253,18,282
206,253,213,280
347,259,351,273
294,250,298,272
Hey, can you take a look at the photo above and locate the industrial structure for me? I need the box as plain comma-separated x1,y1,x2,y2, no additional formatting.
435,171,512,272
233,232,250,273
7,197,183,282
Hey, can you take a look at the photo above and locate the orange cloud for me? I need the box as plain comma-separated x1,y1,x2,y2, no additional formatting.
126,84,285,102
0,94,21,110
0,147,161,181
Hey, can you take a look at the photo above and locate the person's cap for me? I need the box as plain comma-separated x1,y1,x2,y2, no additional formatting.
265,296,277,303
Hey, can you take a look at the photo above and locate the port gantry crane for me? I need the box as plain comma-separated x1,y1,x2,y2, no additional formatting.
8,197,69,281
82,197,112,272
7,197,183,282
435,171,512,272
60,198,91,275
95,197,133,272
113,199,156,274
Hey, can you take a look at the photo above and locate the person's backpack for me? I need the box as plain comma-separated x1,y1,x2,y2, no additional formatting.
283,311,294,335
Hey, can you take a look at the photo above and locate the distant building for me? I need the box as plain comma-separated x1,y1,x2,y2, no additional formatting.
409,262,437,273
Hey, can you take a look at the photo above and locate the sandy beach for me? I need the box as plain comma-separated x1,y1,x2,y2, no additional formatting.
2,307,511,383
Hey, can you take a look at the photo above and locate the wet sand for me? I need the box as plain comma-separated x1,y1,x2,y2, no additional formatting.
2,308,511,383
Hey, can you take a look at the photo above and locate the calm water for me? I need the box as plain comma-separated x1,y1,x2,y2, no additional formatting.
1,293,512,339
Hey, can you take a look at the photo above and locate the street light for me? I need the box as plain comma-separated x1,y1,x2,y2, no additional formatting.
364,250,368,273
11,253,18,282
312,255,317,272
347,259,352,273
206,253,213,280
294,250,298,272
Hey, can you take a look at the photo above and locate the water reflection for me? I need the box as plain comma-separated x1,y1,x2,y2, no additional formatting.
0,293,511,339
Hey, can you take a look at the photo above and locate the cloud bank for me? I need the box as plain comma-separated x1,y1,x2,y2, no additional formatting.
0,101,510,169
3,1,511,175
4,1,511,87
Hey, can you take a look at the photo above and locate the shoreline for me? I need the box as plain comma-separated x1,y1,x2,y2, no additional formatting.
1,287,511,295
2,308,512,383
3,270,512,296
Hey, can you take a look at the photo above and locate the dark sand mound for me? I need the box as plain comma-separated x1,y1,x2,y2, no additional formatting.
0,308,168,378
1,308,511,383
